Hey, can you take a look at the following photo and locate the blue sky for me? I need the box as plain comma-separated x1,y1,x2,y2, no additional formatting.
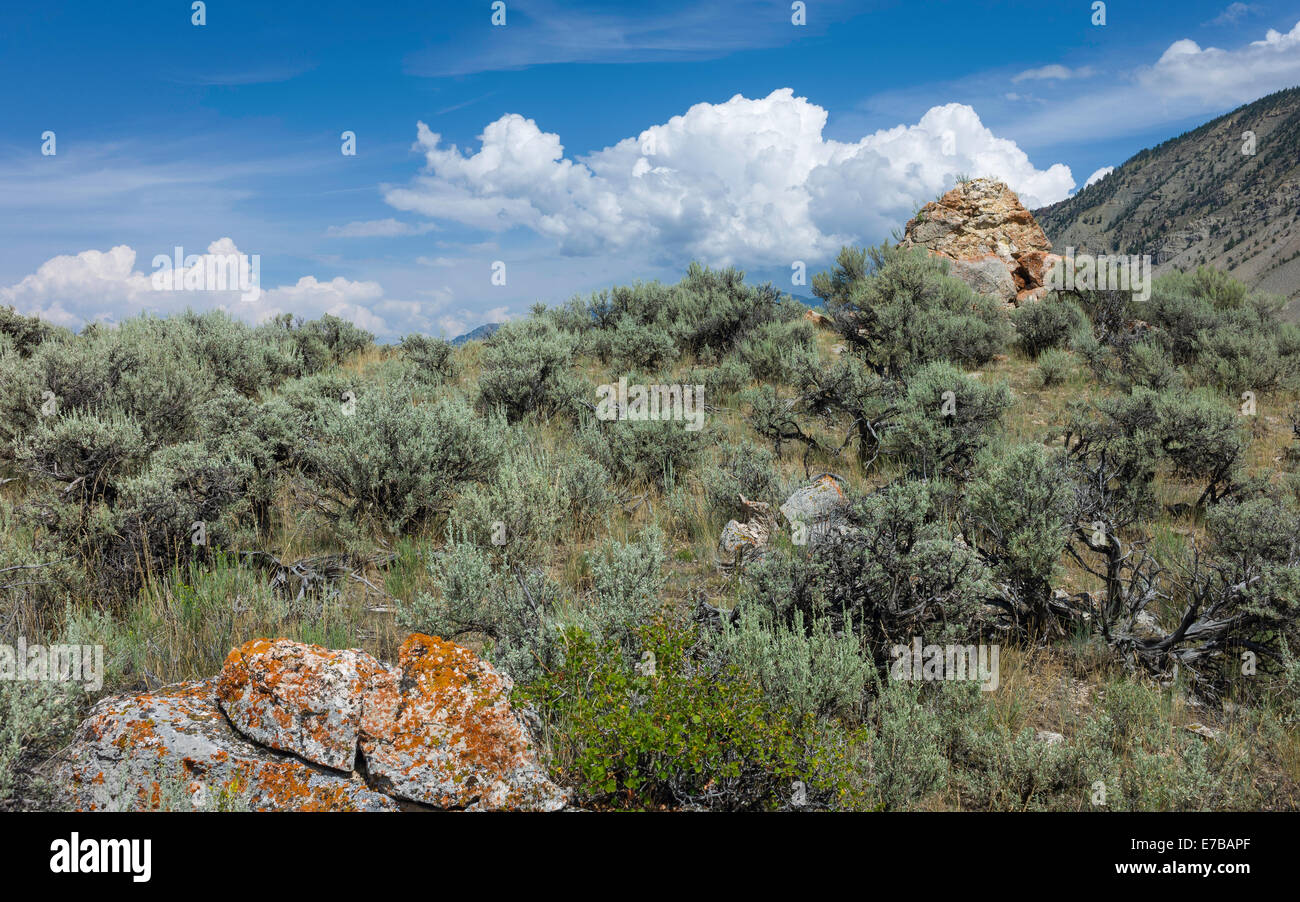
2,0,1299,338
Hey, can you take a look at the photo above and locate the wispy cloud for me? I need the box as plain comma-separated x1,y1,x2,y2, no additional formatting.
435,92,500,116
404,0,857,76
993,20,1300,147
167,62,317,86
1206,3,1261,27
1011,64,1096,83
326,219,440,238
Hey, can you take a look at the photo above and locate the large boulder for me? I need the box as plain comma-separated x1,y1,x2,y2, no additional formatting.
359,634,566,811
780,474,850,547
56,679,400,812
216,638,386,771
899,178,1055,304
58,635,567,812
949,256,1017,302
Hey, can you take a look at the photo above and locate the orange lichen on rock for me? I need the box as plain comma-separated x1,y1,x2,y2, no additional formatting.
217,637,388,772
359,634,567,810
56,678,398,812
57,635,566,812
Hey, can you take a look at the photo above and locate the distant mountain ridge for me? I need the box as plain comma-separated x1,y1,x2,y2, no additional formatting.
450,322,501,345
1034,86,1300,314
448,293,819,346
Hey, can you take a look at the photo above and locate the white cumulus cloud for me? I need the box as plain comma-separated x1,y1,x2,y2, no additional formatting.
1085,166,1114,187
383,89,1075,267
1138,20,1300,105
1,239,392,336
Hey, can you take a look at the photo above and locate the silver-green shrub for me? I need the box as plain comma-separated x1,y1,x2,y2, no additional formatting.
716,605,871,722
308,385,503,532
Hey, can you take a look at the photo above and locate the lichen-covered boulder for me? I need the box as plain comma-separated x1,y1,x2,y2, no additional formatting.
718,519,769,562
780,474,849,547
359,634,567,811
58,635,567,812
56,679,400,812
217,638,387,771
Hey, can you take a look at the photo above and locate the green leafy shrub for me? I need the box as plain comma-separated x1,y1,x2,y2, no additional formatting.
524,621,805,810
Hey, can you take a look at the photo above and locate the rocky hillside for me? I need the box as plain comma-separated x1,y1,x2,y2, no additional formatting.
1034,86,1300,315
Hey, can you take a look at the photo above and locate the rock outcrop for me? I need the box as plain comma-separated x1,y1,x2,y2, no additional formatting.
58,635,567,812
716,476,852,571
717,495,777,572
900,178,1057,305
216,639,384,772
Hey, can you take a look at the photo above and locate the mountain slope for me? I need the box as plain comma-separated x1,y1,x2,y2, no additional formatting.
1034,86,1300,313
450,322,502,345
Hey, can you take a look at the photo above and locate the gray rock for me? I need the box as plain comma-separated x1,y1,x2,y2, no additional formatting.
717,495,776,572
780,474,850,547
56,679,400,811
948,255,1017,302
1131,610,1167,642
